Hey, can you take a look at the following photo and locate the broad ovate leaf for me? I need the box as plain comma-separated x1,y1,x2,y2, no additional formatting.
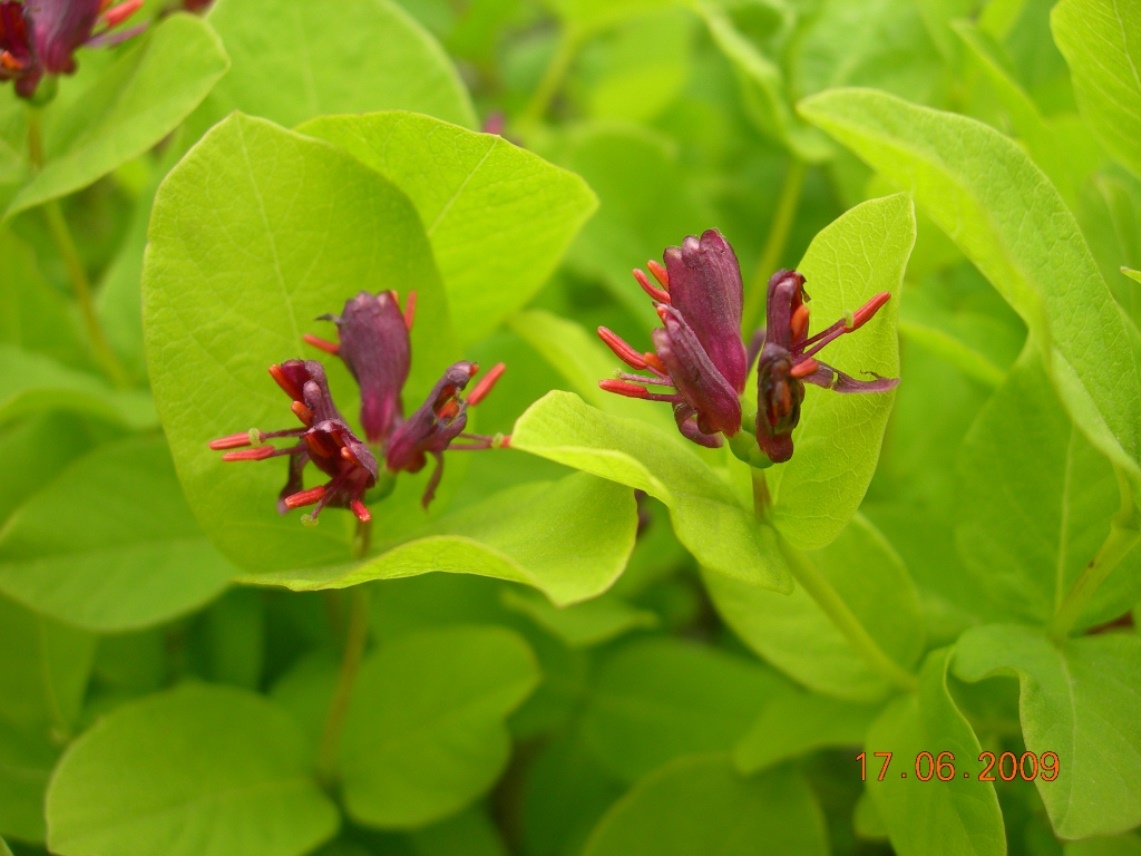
46,684,339,856
300,112,596,345
955,624,1141,839
512,391,792,591
800,88,1141,479
766,192,912,551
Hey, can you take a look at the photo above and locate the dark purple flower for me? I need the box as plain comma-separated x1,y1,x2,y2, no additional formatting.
305,290,412,445
755,270,898,463
209,360,378,525
598,229,747,448
386,361,508,508
1,0,143,98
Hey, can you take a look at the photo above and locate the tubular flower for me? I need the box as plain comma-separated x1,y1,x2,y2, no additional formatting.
1,0,144,98
303,290,508,509
755,270,898,463
386,361,508,508
209,360,378,525
598,229,747,448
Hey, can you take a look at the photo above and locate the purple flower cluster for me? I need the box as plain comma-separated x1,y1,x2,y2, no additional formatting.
1,0,143,99
211,292,507,525
599,229,898,464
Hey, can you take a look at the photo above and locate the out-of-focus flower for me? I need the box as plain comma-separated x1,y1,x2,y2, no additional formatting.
209,360,379,525
755,270,897,463
0,0,144,98
598,229,746,448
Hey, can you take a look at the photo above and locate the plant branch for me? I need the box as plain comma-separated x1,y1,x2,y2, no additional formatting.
519,29,580,126
742,159,807,333
1050,468,1140,641
316,585,371,787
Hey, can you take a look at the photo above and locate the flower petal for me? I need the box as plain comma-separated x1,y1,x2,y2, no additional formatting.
799,361,900,393
653,305,742,436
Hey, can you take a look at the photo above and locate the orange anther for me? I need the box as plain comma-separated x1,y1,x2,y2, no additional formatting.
468,362,506,406
599,379,650,399
402,291,417,330
438,400,460,420
303,333,340,355
643,352,667,374
851,292,892,330
634,269,671,304
291,400,314,425
791,303,811,342
790,357,820,379
268,364,302,400
598,327,647,370
340,445,360,465
647,260,669,289
284,485,326,509
210,432,254,450
350,499,371,523
222,446,276,461
101,0,142,27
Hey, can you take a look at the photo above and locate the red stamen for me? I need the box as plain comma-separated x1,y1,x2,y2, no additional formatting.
647,260,669,290
851,292,892,330
210,432,255,450
468,362,506,406
303,333,340,355
268,364,303,400
791,304,810,343
222,446,276,461
790,357,820,379
438,400,460,420
600,379,651,399
634,269,671,304
403,291,417,330
499,435,512,449
284,485,326,509
350,499,371,522
340,445,360,465
101,0,142,27
598,327,648,370
305,432,338,458
291,400,314,425
643,352,668,374
0,51,23,72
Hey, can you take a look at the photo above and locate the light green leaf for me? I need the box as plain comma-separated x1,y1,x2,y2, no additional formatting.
339,626,538,828
956,351,1141,628
144,112,451,572
0,717,56,842
410,808,508,856
0,438,235,631
551,0,679,38
299,112,596,345
1124,267,1141,285
0,230,86,368
0,413,95,526
868,648,1005,856
765,193,911,551
501,588,656,648
1052,0,1141,179
705,515,924,700
47,684,339,856
800,88,1141,479
0,344,156,428
955,624,1141,839
5,15,228,219
581,756,829,856
511,391,792,591
581,638,788,782
196,0,474,132
734,692,882,773
1066,836,1141,856
238,473,637,607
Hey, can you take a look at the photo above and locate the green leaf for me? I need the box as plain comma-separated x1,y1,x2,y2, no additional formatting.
1052,0,1141,179
765,193,912,551
195,0,474,132
144,112,451,572
0,595,95,842
733,692,882,773
704,515,924,700
581,638,788,782
956,351,1141,628
581,756,829,856
1124,268,1141,285
0,413,95,526
339,626,538,828
551,0,680,38
0,438,235,631
867,648,1005,856
0,836,10,856
238,473,637,607
511,391,792,590
0,344,156,429
501,588,656,648
799,88,1141,479
5,15,228,219
47,684,339,856
409,808,508,856
1066,836,1141,856
299,112,596,345
954,624,1141,839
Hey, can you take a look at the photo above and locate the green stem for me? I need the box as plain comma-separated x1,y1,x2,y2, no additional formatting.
519,30,579,126
1050,469,1140,641
742,159,807,333
316,585,371,787
41,200,130,387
